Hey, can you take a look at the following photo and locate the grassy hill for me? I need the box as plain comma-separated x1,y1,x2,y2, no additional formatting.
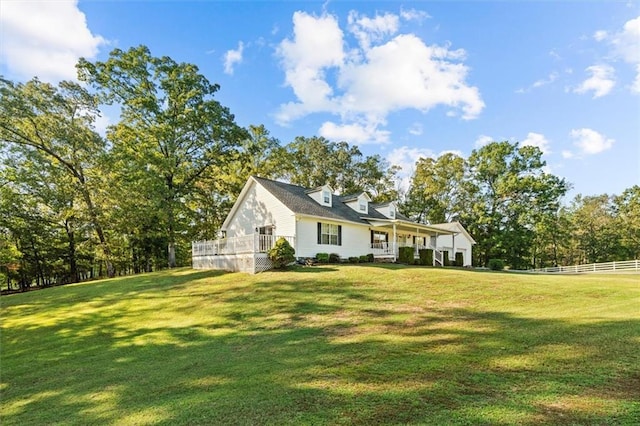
2,265,639,425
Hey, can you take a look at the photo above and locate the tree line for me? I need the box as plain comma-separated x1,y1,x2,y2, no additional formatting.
1,45,638,291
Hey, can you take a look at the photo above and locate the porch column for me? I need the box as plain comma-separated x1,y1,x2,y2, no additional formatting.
392,223,397,262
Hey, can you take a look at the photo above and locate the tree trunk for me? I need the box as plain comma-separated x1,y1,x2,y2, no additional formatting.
64,218,79,283
79,184,115,277
168,242,176,268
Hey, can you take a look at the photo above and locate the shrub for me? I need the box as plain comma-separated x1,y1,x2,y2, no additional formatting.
359,255,369,263
398,246,414,264
268,238,295,269
418,249,433,266
316,253,329,263
348,257,359,263
366,253,374,263
488,259,505,271
328,253,341,263
443,251,450,267
455,252,464,267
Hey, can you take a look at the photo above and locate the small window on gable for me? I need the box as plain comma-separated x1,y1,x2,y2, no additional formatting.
389,208,395,219
323,190,331,204
359,201,366,212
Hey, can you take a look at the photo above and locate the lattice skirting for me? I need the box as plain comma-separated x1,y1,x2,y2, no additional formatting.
193,253,273,274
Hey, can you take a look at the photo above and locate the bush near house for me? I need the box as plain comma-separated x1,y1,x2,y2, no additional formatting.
419,249,433,266
455,252,464,267
316,253,329,263
359,255,369,263
366,253,374,263
443,251,450,267
268,238,295,269
348,257,359,263
398,246,414,264
488,259,505,270
329,253,341,263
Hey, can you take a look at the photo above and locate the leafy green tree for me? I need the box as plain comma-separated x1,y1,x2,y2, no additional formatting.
0,78,114,277
281,136,398,201
404,152,467,224
568,194,622,263
78,46,247,267
614,185,640,260
464,141,569,268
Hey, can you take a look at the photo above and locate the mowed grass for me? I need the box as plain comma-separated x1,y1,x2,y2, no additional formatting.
1,265,639,425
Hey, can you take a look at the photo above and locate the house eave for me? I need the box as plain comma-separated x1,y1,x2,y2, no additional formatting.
364,218,456,235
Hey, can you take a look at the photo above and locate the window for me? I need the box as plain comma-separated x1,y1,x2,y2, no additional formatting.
322,190,331,204
371,231,387,243
317,222,341,245
359,201,366,211
389,208,395,218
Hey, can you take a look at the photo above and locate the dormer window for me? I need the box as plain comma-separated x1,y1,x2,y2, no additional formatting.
389,209,395,219
359,201,366,212
323,190,331,204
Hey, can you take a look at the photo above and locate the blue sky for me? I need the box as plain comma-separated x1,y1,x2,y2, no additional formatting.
2,1,639,198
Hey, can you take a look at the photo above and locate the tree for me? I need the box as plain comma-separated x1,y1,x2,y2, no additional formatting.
614,185,640,260
404,152,466,224
0,78,115,277
464,141,569,268
568,194,621,263
78,46,247,267
281,136,398,201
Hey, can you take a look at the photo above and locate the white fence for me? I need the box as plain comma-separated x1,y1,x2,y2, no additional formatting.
530,260,640,274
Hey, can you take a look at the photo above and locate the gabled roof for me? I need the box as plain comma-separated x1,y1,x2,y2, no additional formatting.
430,221,477,244
340,192,372,203
252,176,385,225
223,176,457,236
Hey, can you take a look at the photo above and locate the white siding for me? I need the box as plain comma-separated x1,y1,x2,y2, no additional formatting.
225,181,296,238
295,217,371,259
345,194,369,214
306,185,332,206
436,233,473,266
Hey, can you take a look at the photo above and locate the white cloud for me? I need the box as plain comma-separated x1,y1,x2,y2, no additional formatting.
386,146,436,191
522,132,551,154
570,128,614,155
574,64,615,98
408,122,423,136
275,10,484,143
595,15,640,93
400,8,431,22
223,41,244,75
348,11,399,50
593,30,608,41
517,72,559,93
474,134,493,148
319,120,390,144
562,150,574,159
0,0,106,82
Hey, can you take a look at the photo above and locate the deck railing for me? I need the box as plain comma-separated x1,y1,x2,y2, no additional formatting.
529,260,640,274
370,243,444,265
193,234,295,256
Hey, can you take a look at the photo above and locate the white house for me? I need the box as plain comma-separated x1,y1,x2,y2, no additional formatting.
192,176,475,273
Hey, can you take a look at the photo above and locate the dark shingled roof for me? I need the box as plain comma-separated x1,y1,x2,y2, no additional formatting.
252,176,393,224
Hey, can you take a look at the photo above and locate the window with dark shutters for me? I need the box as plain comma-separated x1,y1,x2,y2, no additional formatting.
318,222,341,245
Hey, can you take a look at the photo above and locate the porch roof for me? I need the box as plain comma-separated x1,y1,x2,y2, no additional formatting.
365,218,457,235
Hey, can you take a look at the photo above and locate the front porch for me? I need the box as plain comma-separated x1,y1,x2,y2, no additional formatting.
368,219,455,266
370,242,445,265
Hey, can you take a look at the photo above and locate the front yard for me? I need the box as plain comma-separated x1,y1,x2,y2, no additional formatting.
1,265,639,425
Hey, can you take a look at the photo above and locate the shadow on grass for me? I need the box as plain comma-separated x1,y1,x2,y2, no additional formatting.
2,269,639,425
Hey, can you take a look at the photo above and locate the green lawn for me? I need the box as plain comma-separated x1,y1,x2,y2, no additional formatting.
1,265,639,425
